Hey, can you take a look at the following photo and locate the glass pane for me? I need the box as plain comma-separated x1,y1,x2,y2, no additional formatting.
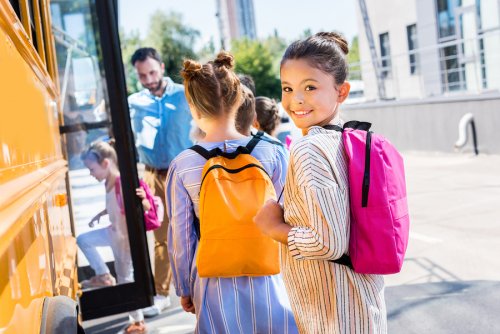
51,0,136,291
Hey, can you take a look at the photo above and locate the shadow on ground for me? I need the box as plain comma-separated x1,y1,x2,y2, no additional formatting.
387,280,500,333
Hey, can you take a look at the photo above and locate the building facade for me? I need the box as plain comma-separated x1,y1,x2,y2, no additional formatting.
217,0,257,49
355,0,500,101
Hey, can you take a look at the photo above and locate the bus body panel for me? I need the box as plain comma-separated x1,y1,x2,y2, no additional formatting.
0,1,76,332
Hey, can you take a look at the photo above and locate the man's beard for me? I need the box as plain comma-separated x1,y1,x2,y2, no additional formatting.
145,79,163,93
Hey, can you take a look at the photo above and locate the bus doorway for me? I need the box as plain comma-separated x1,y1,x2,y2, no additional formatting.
51,0,155,320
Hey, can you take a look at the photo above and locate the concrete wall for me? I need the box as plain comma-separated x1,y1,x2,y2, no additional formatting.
342,94,500,154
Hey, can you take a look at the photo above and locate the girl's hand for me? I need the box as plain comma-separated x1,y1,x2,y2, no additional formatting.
136,187,146,199
254,200,291,244
136,187,151,211
180,296,195,314
89,213,101,227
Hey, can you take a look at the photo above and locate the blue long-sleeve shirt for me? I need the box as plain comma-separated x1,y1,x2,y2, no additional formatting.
128,77,193,169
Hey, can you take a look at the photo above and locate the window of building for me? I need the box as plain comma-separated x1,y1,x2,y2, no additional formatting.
439,45,466,91
437,0,462,39
407,24,419,74
379,32,391,78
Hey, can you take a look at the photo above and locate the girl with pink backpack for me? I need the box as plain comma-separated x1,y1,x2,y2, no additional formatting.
254,32,390,333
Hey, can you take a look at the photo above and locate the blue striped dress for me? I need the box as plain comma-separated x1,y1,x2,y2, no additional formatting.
166,137,298,334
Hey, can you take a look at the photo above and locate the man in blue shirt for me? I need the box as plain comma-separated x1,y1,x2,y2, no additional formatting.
128,47,193,317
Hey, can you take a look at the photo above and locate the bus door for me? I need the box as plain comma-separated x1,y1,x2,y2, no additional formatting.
50,0,155,320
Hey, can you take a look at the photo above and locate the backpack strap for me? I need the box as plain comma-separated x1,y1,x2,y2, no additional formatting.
190,145,215,160
190,135,263,160
245,133,262,153
343,120,372,131
252,131,284,147
331,254,354,269
323,124,344,132
114,176,125,215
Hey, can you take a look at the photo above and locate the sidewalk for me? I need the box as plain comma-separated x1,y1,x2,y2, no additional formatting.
83,152,500,333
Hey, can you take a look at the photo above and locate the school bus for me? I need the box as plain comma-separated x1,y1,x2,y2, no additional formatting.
0,0,154,332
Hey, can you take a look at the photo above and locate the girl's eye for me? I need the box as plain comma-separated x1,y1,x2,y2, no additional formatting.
282,87,292,92
305,85,316,91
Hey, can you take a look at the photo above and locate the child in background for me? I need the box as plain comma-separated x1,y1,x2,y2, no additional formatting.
78,141,148,334
254,32,387,333
165,52,297,333
254,96,281,138
235,84,257,136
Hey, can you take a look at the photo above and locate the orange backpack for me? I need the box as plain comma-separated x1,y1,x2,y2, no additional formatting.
190,134,280,278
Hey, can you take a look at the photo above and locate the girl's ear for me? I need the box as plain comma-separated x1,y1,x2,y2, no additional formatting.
101,158,110,169
337,82,351,103
252,119,260,130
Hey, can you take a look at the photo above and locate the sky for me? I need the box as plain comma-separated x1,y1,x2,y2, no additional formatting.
118,0,359,51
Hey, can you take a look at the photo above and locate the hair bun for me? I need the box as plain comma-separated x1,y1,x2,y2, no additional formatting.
316,31,349,55
213,51,235,69
181,59,203,80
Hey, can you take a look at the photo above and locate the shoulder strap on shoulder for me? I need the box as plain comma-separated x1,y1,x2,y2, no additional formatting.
190,145,215,160
245,133,261,153
343,120,372,131
252,131,284,147
114,176,125,214
323,124,344,132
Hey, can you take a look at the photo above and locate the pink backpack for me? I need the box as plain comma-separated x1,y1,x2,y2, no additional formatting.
115,176,163,231
325,121,410,274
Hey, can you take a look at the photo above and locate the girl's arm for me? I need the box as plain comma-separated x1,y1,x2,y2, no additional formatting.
89,209,107,227
165,161,197,303
285,140,349,261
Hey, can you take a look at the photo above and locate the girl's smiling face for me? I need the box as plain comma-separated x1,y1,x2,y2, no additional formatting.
280,59,349,131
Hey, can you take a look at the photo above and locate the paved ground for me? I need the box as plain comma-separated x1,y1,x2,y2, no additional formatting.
83,152,500,333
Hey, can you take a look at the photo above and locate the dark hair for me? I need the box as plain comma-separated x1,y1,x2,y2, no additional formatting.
281,31,349,85
237,74,256,96
255,96,280,136
235,85,256,135
81,141,117,164
131,47,163,66
181,52,242,118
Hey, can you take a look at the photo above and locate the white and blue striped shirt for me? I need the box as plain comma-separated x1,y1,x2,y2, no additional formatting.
166,137,298,333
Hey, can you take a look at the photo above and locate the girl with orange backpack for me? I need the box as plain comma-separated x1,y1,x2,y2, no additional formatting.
254,32,388,333
165,52,297,333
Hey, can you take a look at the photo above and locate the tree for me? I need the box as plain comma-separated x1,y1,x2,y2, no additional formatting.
231,38,281,99
120,29,143,94
348,36,361,80
145,11,200,83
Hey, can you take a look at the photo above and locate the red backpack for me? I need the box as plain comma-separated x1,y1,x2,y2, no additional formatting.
115,176,162,231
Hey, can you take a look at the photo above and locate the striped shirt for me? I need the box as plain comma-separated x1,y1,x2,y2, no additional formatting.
166,137,298,333
281,126,387,334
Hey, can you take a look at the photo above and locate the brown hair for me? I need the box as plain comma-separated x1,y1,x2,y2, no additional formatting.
181,52,242,118
281,31,349,85
235,85,256,135
255,96,280,136
81,141,117,165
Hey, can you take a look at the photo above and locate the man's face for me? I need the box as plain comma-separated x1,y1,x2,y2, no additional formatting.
134,57,165,94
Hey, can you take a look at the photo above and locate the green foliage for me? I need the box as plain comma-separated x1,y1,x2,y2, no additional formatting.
231,38,281,99
144,11,201,83
348,36,361,80
120,29,143,94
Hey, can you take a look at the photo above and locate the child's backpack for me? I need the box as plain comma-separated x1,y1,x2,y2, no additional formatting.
115,176,162,231
325,121,410,274
190,134,280,278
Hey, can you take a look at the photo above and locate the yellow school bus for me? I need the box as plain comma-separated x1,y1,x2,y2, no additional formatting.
0,0,154,332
